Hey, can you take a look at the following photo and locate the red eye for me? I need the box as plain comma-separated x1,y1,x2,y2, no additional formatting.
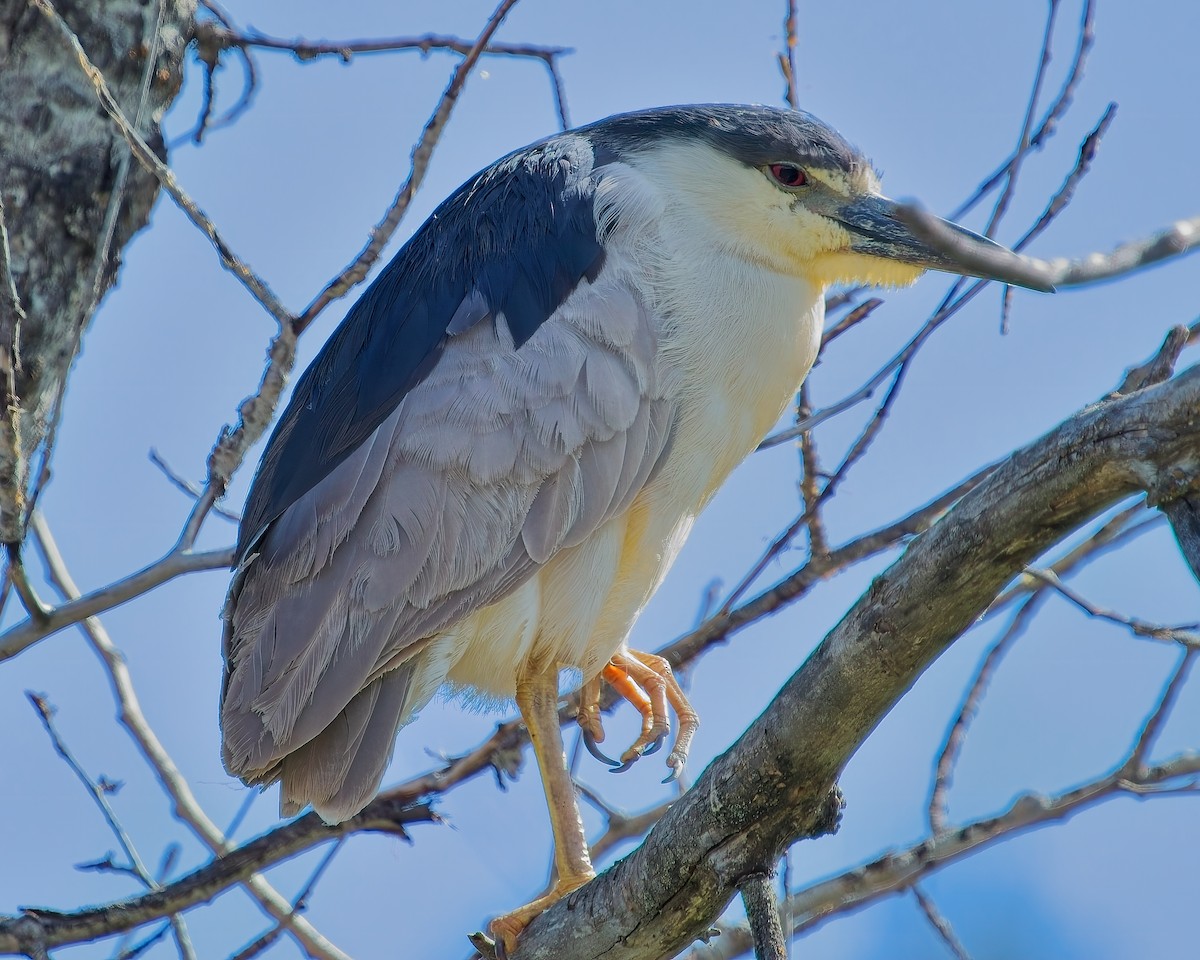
768,163,808,188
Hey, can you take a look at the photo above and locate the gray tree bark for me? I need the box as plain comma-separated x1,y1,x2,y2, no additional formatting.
513,364,1200,959
0,0,194,539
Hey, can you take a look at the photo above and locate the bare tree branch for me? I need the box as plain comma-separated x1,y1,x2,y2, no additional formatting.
148,449,241,523
928,592,1047,833
190,21,573,131
29,0,292,327
25,691,197,960
819,297,883,347
670,460,999,668
912,887,972,960
1027,568,1200,648
1044,216,1200,288
204,25,570,63
294,0,525,334
685,748,1200,960
738,872,786,960
949,0,1096,222
980,0,1061,239
509,364,1200,958
1126,650,1196,769
0,543,231,663
20,514,352,960
0,194,26,546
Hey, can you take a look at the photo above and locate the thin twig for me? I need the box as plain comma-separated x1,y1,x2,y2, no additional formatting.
949,0,1096,222
986,504,1156,617
7,544,48,620
1011,103,1119,252
760,275,993,450
211,25,570,64
1027,568,1200,648
574,784,675,866
29,0,293,327
0,193,26,546
1042,215,1200,288
1126,650,1197,769
27,514,350,960
819,297,883,348
795,382,827,556
26,691,197,960
191,21,573,135
929,593,1047,833
111,921,174,960
226,839,347,960
544,52,571,130
0,543,233,663
295,0,525,333
676,462,997,665
982,0,1061,239
189,0,258,143
777,0,799,110
148,449,241,523
912,887,973,960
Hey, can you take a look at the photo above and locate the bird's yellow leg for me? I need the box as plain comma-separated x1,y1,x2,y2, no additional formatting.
490,663,595,956
628,650,699,781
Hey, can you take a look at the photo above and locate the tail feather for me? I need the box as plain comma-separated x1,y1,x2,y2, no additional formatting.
279,666,413,822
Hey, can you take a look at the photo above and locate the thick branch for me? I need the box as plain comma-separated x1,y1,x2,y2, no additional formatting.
511,365,1200,958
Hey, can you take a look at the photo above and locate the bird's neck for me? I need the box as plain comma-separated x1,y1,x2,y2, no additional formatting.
596,160,825,498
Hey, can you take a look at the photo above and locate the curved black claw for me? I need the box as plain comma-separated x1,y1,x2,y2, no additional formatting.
609,756,639,774
641,732,668,757
582,730,620,767
661,763,683,785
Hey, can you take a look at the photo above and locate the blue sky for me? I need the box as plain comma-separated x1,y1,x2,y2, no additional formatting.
3,1,1198,958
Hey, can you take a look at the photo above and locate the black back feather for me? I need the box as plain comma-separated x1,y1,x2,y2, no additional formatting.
236,135,606,560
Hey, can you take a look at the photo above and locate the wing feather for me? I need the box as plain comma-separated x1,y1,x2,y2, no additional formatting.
222,267,675,821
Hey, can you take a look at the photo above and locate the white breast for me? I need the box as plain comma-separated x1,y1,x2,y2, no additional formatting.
601,156,826,511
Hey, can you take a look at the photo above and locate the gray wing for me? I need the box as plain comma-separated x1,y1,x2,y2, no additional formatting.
221,274,674,821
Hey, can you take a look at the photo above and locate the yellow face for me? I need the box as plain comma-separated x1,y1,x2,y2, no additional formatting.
745,166,927,289
642,142,925,290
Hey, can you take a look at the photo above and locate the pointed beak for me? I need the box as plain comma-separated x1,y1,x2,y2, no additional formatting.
834,195,1056,293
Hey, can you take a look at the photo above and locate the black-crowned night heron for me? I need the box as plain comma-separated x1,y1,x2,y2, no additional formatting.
221,104,1050,951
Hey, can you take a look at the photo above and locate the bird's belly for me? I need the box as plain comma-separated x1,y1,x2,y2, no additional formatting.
443,493,695,700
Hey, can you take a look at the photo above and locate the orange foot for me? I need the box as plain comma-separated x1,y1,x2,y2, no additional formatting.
578,649,699,782
488,871,592,958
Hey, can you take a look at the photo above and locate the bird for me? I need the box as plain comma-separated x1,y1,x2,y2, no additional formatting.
220,103,1051,952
